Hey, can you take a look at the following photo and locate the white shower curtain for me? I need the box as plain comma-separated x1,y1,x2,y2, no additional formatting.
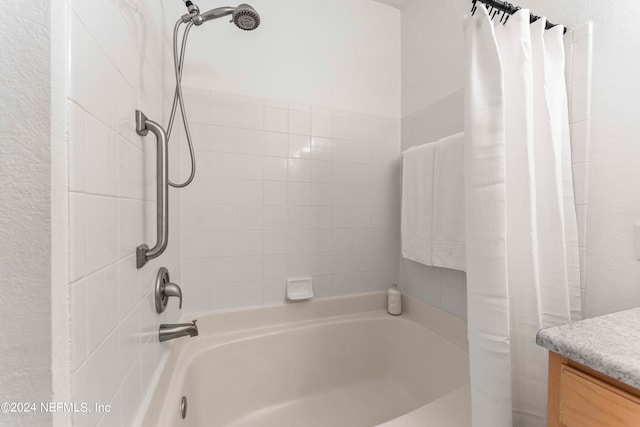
464,6,581,427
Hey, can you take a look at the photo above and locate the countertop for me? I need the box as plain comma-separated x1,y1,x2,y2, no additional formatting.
536,307,640,390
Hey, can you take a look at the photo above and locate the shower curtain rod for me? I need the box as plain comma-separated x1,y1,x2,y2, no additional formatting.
472,0,567,34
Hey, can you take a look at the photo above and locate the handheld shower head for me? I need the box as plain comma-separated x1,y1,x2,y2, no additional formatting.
198,4,260,30
232,4,260,31
169,2,260,188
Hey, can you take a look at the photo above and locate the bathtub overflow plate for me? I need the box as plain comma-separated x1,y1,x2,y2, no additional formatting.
180,396,187,419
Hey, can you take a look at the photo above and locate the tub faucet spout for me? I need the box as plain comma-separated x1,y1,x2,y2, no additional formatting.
159,320,198,342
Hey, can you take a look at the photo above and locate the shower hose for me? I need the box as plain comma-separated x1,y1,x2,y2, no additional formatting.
166,19,197,188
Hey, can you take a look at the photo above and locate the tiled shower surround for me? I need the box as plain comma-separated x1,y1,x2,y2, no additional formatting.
179,88,402,312
400,90,467,319
67,0,182,425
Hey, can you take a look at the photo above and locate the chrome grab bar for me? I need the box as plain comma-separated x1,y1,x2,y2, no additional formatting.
135,110,169,269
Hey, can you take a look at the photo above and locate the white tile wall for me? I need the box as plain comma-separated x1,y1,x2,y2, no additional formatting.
400,90,467,319
67,0,182,426
399,23,593,320
565,23,594,297
180,89,402,311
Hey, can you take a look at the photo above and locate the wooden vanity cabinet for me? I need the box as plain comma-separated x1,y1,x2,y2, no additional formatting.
547,351,640,426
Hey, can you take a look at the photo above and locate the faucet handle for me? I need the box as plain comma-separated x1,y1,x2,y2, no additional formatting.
163,282,183,309
155,267,184,313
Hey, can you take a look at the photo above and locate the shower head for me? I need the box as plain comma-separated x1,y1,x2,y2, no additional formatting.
198,4,260,30
232,4,260,31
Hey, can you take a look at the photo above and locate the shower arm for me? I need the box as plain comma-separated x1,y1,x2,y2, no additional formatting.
135,110,169,269
181,6,236,25
198,7,235,23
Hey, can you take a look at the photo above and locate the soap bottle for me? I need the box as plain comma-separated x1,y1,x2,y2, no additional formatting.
387,283,402,316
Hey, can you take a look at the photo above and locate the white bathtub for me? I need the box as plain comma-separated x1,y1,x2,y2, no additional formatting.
140,293,470,427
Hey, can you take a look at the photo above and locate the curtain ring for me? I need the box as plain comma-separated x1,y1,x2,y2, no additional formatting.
504,4,519,24
492,0,501,20
483,0,491,15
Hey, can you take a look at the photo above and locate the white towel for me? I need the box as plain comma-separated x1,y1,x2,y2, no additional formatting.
401,133,466,271
401,142,435,266
433,133,466,270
